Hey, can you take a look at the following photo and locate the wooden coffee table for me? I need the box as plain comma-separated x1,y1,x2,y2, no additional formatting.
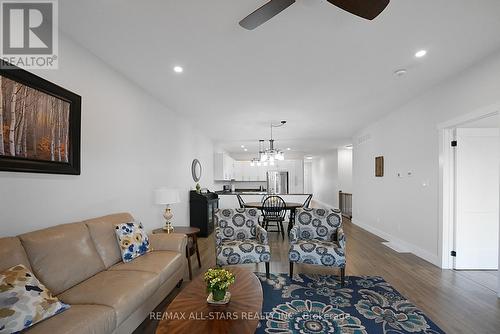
155,267,263,334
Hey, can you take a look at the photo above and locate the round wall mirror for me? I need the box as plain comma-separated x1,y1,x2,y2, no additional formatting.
191,159,202,182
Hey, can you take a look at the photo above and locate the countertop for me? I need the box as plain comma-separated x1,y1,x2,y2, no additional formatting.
215,191,312,196
215,191,267,195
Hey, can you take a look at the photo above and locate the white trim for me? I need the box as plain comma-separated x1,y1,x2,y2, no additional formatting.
439,128,455,269
352,219,441,266
437,103,500,129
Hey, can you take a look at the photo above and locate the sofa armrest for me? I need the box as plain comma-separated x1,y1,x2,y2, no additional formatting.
149,233,187,254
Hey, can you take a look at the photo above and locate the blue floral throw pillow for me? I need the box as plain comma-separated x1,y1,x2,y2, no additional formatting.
0,264,70,333
115,222,151,263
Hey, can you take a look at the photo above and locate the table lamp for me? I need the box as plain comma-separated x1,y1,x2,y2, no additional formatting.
154,188,181,232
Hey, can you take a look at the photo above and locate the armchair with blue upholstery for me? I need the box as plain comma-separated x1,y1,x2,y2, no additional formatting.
214,208,271,278
288,208,346,286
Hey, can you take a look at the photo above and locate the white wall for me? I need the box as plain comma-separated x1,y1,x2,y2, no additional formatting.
311,150,339,207
353,50,500,266
337,148,353,194
304,161,312,194
0,34,215,236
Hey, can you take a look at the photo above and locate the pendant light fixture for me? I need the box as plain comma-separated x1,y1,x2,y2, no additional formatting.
249,121,287,167
260,121,286,163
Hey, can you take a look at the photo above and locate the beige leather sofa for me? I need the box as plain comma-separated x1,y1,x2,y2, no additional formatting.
0,213,187,334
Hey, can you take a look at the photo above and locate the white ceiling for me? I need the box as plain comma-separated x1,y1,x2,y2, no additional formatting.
59,0,500,158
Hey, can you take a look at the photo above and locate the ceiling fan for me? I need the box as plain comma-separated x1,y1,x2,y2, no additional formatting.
239,0,390,30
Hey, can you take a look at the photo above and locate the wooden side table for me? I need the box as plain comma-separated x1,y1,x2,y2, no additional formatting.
152,226,201,280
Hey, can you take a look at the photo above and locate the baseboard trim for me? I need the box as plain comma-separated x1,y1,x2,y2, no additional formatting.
352,219,440,267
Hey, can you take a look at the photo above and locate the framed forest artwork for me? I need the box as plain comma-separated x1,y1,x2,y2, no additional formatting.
375,156,384,177
0,61,81,174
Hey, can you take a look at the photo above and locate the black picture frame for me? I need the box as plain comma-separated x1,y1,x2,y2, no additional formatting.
0,61,81,175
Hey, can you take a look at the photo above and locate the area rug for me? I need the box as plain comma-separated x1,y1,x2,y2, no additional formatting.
254,273,445,334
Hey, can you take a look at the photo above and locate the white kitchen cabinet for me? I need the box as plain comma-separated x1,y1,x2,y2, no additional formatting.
220,159,303,189
242,163,252,181
233,161,243,181
249,164,259,181
214,153,235,181
258,165,267,181
231,161,267,182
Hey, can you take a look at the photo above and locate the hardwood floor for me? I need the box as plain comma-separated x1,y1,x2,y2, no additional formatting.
454,270,498,293
139,218,500,334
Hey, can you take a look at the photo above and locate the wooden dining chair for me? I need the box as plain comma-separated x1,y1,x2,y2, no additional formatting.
303,194,313,208
287,195,312,234
237,194,245,208
261,195,287,240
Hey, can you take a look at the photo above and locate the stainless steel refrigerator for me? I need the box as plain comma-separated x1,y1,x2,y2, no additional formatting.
267,171,289,194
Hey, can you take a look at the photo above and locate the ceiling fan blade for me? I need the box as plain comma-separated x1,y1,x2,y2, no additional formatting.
239,0,296,30
326,0,390,20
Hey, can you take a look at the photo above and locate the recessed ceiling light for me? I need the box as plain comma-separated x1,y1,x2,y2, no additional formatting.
287,148,291,151
394,69,407,77
241,145,245,148
305,156,313,160
415,50,427,58
173,66,183,73
244,148,248,151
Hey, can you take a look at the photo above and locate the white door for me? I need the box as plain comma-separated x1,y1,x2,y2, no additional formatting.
455,128,499,269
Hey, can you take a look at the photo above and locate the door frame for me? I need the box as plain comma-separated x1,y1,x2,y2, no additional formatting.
437,102,500,297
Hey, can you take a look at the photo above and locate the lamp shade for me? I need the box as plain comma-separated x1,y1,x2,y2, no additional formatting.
154,188,181,205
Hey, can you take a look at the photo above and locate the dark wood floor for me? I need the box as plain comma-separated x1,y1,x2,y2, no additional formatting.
139,218,500,334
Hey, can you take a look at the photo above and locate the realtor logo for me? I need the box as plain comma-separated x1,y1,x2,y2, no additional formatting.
0,0,58,69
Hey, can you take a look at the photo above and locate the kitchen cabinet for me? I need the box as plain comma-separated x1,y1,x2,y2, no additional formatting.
214,153,235,181
217,156,303,191
257,165,267,181
231,161,267,182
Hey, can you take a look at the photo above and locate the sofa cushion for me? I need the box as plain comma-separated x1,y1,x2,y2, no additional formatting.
57,270,159,326
115,222,151,263
0,237,31,272
0,264,70,333
84,213,134,268
25,305,115,334
109,251,184,283
19,222,106,295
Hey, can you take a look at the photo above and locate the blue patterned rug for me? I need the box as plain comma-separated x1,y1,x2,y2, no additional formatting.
254,273,445,334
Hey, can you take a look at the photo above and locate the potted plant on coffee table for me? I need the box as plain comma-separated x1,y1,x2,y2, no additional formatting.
204,268,235,304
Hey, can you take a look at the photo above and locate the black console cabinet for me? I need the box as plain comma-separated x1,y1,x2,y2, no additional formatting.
189,190,219,237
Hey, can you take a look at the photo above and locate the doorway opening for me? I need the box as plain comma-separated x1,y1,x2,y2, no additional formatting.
439,107,499,296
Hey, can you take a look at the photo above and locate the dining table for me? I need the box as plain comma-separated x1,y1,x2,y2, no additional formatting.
243,201,304,232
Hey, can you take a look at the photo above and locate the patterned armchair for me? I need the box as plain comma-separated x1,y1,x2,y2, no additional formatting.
214,208,271,278
288,208,346,286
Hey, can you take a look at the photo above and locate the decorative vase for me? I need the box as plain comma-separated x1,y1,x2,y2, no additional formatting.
212,288,226,302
